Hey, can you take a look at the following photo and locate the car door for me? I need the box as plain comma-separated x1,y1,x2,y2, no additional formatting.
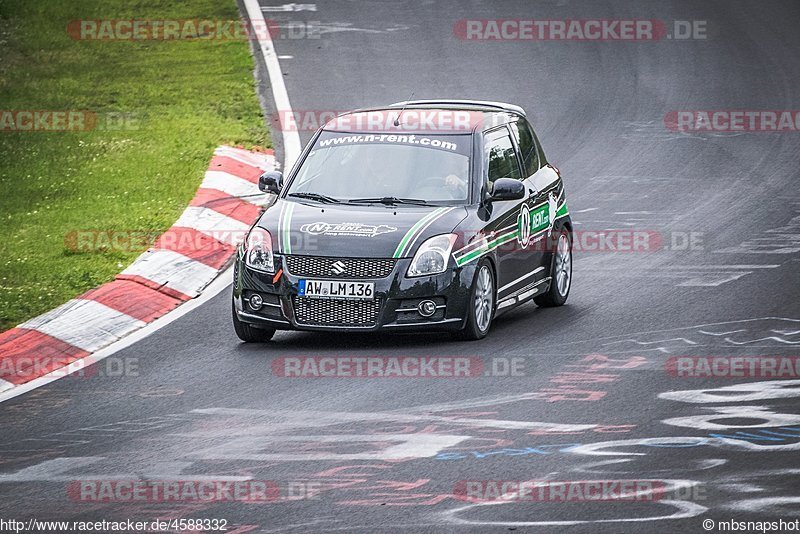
480,126,526,294
509,117,562,291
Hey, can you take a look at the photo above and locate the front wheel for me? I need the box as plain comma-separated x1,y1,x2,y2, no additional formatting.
535,231,572,307
232,299,276,342
454,259,495,341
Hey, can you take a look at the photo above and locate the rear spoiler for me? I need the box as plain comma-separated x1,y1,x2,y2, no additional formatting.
389,99,526,117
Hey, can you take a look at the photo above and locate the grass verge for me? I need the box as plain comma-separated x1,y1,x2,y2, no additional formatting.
0,0,269,330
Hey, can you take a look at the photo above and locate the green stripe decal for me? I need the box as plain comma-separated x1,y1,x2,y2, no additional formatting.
455,228,518,266
453,201,569,267
456,232,516,266
392,207,448,258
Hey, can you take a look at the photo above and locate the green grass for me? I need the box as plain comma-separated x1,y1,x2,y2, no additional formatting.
0,0,269,330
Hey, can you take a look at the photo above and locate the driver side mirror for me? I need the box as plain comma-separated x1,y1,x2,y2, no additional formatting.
489,178,525,201
258,171,283,194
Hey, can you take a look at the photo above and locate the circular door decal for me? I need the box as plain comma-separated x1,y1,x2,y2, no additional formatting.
517,204,531,248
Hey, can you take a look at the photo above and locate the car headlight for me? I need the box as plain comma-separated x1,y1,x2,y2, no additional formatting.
407,233,457,277
244,227,275,273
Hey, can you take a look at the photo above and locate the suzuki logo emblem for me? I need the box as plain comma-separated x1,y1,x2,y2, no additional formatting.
330,260,346,275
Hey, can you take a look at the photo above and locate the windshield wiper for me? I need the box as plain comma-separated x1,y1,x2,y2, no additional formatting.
347,196,430,206
287,192,340,203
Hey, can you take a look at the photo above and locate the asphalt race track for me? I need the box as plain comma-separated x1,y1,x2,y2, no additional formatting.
2,1,800,532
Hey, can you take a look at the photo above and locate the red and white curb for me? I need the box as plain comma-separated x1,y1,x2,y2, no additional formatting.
0,146,275,395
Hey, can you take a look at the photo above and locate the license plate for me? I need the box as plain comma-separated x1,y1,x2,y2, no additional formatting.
298,280,375,300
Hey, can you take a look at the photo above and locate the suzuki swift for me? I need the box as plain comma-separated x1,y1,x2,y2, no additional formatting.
232,99,572,342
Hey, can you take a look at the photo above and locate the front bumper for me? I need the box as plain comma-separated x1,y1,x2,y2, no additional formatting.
233,254,475,333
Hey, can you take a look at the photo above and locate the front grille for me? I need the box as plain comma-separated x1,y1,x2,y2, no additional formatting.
293,296,382,327
284,255,396,279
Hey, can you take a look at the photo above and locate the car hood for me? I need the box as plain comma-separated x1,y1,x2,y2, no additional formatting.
257,199,468,258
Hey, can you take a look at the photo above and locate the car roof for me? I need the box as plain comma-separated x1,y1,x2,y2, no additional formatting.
322,100,526,135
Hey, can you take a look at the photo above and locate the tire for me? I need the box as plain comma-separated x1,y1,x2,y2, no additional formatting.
232,299,276,342
535,231,572,307
454,259,495,341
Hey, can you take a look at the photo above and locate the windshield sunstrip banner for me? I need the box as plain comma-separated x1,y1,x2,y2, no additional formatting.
316,131,472,155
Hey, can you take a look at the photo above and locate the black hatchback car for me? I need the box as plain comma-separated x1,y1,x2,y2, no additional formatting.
232,99,572,342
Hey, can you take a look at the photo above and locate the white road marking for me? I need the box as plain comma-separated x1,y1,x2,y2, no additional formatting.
20,300,146,353
243,0,302,167
678,273,751,287
261,3,317,12
716,210,800,254
591,263,781,287
666,264,780,270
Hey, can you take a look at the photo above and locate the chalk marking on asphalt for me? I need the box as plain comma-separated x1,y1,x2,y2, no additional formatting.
0,457,251,482
439,480,706,526
561,317,800,346
243,0,302,168
189,407,597,433
603,337,698,347
189,434,469,461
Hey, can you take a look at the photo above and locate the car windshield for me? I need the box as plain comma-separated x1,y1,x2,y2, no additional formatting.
285,131,472,204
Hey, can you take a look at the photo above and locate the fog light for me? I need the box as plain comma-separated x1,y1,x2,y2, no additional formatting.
418,299,437,317
249,293,263,311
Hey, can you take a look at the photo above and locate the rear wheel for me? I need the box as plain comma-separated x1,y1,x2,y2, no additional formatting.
455,259,495,341
535,231,572,307
232,299,276,342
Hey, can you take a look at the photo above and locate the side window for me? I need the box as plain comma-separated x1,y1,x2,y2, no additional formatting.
484,129,522,185
509,119,540,177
